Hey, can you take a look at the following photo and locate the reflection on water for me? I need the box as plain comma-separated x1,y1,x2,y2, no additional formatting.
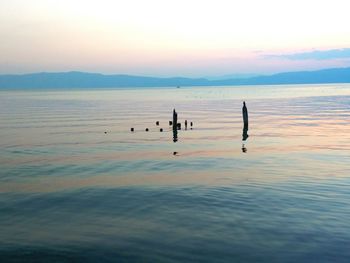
173,124,178,143
241,143,247,153
1,84,350,262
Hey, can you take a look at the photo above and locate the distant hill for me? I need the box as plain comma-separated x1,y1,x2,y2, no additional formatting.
0,67,350,89
214,67,350,86
0,72,210,89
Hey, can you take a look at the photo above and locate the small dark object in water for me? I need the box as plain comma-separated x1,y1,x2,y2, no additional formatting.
190,122,193,127
145,128,149,132
169,121,173,126
173,151,178,155
104,131,107,134
156,121,159,126
185,120,188,129
177,123,181,130
160,128,163,132
131,128,134,132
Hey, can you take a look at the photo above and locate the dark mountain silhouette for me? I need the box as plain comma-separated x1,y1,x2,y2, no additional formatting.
0,67,350,89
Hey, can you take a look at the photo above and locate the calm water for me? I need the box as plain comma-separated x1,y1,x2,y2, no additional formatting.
1,84,350,262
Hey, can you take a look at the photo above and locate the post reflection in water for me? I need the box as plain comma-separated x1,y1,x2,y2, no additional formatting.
242,124,248,153
173,127,178,143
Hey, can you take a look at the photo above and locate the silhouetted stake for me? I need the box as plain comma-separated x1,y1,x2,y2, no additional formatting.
160,128,163,132
173,109,178,142
190,122,193,127
145,128,149,132
242,101,248,129
185,120,188,130
169,121,173,126
242,101,249,141
173,109,178,131
156,121,159,126
177,123,181,130
131,128,134,132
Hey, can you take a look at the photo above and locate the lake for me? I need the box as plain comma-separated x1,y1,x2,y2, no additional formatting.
1,84,350,262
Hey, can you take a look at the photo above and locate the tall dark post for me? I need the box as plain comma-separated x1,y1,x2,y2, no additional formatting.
242,101,249,141
173,109,178,142
242,101,248,130
173,109,177,130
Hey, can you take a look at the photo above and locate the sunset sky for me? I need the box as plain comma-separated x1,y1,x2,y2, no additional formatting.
1,0,350,77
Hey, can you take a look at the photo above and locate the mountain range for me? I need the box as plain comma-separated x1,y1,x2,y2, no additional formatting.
0,67,350,89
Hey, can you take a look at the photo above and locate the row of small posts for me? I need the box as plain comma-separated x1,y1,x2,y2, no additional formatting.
130,108,193,135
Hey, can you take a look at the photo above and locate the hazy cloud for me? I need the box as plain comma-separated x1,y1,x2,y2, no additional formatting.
265,48,350,60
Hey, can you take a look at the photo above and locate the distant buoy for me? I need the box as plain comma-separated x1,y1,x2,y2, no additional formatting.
131,128,134,132
160,128,163,132
156,121,159,126
145,128,149,132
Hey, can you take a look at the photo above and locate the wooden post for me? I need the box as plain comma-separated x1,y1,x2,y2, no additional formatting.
242,101,249,141
242,101,248,129
173,109,177,131
173,109,178,142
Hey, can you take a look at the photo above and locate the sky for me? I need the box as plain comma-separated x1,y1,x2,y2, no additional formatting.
1,0,350,77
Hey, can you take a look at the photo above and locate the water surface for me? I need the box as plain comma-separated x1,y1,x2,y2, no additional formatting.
1,84,350,262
